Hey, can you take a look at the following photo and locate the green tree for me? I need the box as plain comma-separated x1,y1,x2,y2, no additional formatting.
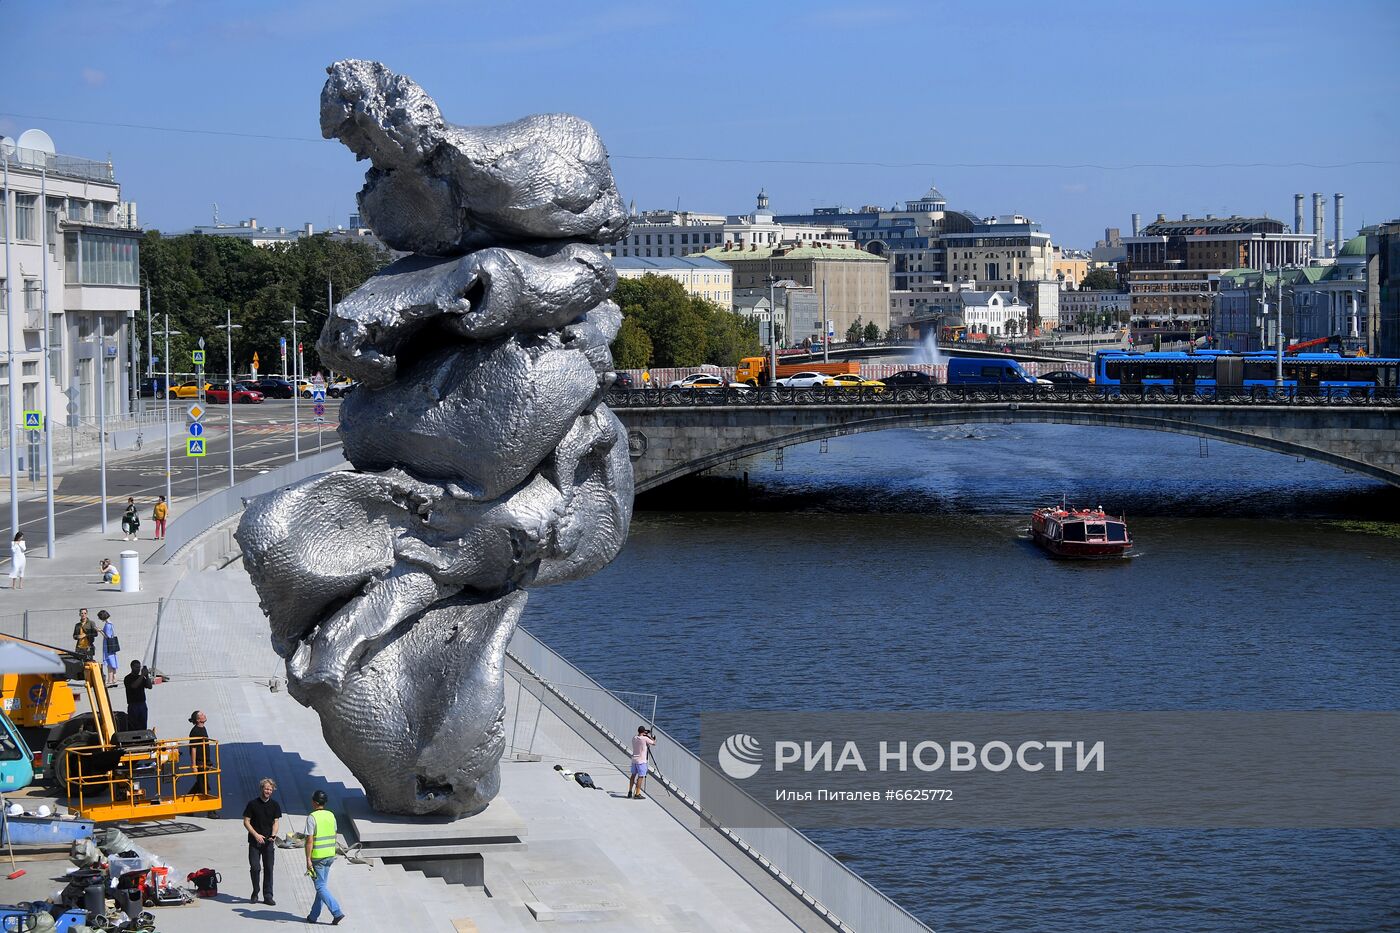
612,313,653,369
1080,268,1119,291
863,321,881,342
705,308,762,367
845,317,863,342
884,325,901,341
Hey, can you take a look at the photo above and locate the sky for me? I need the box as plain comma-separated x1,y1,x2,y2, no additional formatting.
4,0,1399,249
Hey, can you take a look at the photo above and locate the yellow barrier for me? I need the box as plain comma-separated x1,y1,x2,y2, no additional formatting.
63,736,222,822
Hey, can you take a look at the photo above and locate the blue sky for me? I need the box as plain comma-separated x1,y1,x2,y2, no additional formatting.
5,0,1398,248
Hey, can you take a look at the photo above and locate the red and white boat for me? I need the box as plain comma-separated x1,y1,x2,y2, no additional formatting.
1029,504,1133,559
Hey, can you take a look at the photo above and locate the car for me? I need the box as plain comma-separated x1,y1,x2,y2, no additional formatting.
774,371,832,387
823,373,886,391
1038,370,1092,387
666,373,752,391
880,369,936,387
945,357,1049,386
206,382,266,404
613,371,635,389
165,381,207,399
249,378,294,399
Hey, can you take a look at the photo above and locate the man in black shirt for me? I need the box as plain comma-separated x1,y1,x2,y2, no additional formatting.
122,660,153,731
242,778,283,905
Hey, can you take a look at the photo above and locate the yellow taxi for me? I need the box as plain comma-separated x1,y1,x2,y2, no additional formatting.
823,373,886,392
165,381,209,399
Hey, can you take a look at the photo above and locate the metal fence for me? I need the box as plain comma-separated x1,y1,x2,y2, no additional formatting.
507,626,933,933
604,384,1400,408
152,449,348,563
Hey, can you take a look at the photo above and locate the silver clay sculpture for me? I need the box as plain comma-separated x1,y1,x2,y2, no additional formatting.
234,60,634,818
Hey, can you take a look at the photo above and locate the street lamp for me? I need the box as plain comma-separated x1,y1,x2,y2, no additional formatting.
153,316,181,505
281,307,300,460
765,271,778,387
215,309,242,488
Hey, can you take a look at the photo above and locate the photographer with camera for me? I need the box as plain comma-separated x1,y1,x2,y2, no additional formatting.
627,725,656,800
123,659,155,731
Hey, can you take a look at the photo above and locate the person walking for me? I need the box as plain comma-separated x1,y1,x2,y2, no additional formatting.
152,496,168,540
73,609,98,660
304,789,345,925
187,710,210,797
242,778,282,906
626,725,656,800
122,660,153,731
120,498,140,542
98,610,119,686
8,533,25,590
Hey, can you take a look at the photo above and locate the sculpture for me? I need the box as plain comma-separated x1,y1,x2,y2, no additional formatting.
234,60,633,818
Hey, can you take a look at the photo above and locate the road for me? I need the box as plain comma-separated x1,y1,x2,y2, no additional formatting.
10,399,344,551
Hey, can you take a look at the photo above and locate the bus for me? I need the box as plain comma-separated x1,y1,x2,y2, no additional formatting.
1092,350,1400,396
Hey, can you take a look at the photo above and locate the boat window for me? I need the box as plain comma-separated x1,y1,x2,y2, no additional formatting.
1106,523,1128,542
1085,523,1107,537
1062,522,1086,542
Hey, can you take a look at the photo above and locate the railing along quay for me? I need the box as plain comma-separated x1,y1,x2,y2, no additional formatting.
605,385,1400,408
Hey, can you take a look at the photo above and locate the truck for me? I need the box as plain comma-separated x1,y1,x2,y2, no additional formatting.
734,356,860,386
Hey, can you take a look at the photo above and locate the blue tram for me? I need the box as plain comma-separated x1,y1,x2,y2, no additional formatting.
1092,350,1400,396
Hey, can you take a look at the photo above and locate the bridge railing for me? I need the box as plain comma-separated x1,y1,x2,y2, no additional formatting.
606,385,1400,408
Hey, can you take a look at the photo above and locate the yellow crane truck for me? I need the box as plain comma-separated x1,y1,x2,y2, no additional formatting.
0,633,221,821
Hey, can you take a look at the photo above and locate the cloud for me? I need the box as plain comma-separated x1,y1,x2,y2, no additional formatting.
81,67,107,88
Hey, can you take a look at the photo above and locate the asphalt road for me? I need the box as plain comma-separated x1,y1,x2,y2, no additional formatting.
9,398,344,551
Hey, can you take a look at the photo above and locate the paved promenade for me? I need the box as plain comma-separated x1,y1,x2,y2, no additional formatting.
0,517,811,931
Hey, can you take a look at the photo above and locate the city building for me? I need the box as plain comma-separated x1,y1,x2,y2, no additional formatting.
611,256,732,306
1057,289,1131,331
734,281,820,346
1090,227,1126,267
1121,214,1314,330
957,289,1031,337
1367,221,1400,357
1213,236,1369,352
942,215,1056,292
188,217,312,247
1053,247,1091,289
696,242,889,345
611,192,850,259
731,292,774,345
3,132,141,451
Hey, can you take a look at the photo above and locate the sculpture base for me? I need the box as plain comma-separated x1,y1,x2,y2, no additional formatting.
345,795,526,861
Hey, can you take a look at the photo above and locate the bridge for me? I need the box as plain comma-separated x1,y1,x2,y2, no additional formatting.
777,338,1123,365
607,386,1400,491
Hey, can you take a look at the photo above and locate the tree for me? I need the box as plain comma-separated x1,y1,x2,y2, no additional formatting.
862,321,881,342
1080,268,1119,291
884,325,902,341
705,309,761,367
612,314,653,369
845,317,864,343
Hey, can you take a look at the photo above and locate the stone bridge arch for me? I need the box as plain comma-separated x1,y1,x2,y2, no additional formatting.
616,404,1400,492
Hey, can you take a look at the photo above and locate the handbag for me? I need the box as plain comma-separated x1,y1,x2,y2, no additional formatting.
105,635,121,654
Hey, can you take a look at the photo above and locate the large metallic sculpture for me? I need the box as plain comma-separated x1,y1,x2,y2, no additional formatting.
235,60,633,818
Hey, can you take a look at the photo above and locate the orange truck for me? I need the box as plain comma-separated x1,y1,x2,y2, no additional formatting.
734,356,859,386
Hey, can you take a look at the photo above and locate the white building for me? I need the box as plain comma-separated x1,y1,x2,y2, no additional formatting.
959,289,1030,336
3,132,141,461
612,255,732,305
610,191,849,259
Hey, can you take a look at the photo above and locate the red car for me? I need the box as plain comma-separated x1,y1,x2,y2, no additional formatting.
206,382,265,404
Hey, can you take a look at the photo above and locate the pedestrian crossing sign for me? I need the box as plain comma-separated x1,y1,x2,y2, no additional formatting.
192,350,206,365
186,438,206,457
22,411,42,431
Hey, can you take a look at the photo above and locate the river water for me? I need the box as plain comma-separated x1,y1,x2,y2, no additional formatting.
524,421,1400,932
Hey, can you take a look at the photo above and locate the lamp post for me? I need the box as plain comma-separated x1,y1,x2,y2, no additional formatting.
215,309,242,488
4,149,18,538
765,271,778,387
38,167,55,556
94,315,108,533
281,307,300,460
154,316,180,505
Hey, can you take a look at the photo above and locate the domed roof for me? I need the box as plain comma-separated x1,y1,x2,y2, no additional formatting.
1339,235,1366,257
921,184,946,202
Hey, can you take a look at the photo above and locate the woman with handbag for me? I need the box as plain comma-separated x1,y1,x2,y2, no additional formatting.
98,610,120,686
120,498,141,542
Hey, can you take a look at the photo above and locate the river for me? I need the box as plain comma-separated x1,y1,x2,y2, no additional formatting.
524,421,1400,932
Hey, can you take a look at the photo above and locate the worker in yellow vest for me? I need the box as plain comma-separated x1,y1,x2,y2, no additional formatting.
303,789,345,925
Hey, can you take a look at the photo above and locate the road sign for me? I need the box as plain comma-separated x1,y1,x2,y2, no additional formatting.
313,403,326,417
187,403,205,421
22,411,42,430
186,438,206,457
312,389,326,402
192,350,206,365
188,421,204,438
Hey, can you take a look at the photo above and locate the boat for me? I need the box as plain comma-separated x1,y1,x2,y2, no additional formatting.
1029,504,1133,559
